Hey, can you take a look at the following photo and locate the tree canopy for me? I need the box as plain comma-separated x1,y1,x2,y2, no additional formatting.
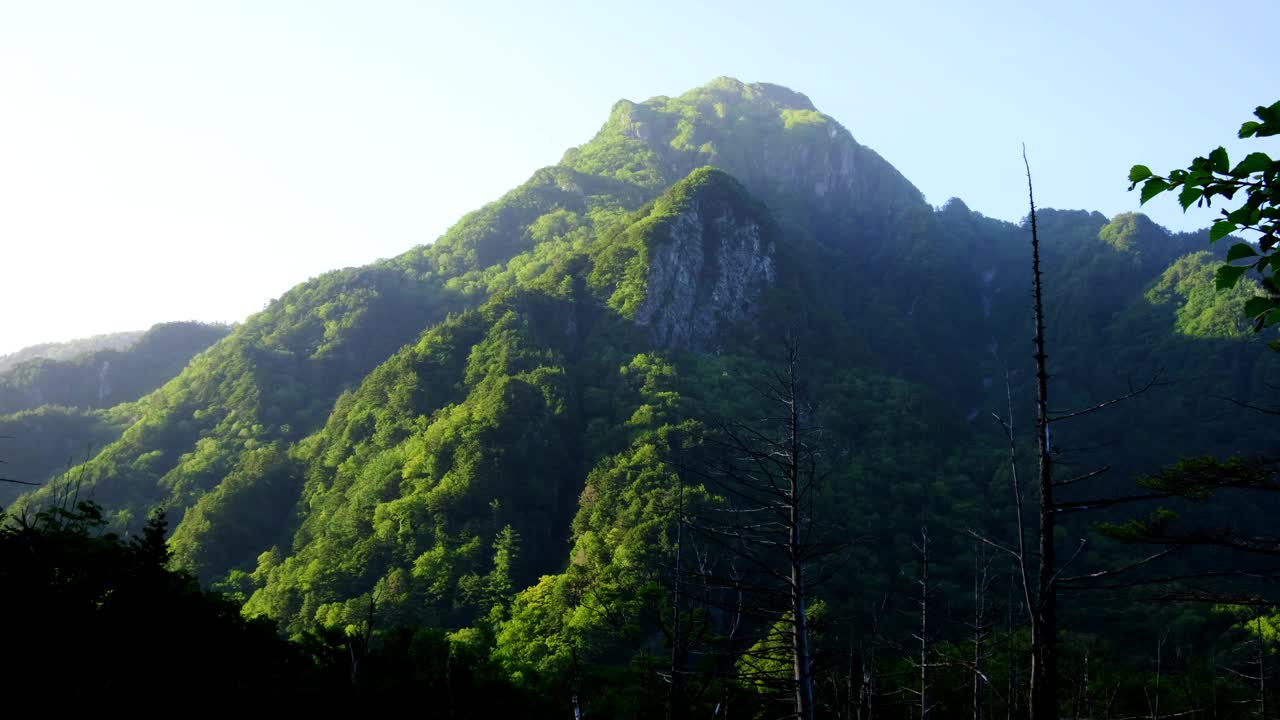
1130,101,1280,335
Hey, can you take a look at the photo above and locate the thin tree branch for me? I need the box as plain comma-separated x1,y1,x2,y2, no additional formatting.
1057,547,1177,585
1047,370,1164,424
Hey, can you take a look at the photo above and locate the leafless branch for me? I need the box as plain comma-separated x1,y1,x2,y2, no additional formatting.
1057,547,1177,585
1217,395,1280,417
1047,369,1164,424
1052,465,1110,488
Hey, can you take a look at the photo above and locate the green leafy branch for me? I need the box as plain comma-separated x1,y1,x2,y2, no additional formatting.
1129,101,1280,330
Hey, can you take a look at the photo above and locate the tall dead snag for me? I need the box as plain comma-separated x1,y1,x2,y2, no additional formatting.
1145,629,1170,720
912,527,936,720
1225,611,1271,720
1026,146,1058,720
785,340,817,720
972,150,1167,720
668,462,686,720
1007,561,1019,720
686,337,841,720
660,433,729,719
1255,614,1268,720
855,594,890,720
969,542,995,720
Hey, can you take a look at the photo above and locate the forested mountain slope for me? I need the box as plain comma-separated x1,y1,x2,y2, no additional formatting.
10,79,1277,711
0,329,144,373
0,321,230,414
0,321,231,506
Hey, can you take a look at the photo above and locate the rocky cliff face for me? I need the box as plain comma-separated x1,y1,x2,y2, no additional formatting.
566,77,925,242
634,198,775,348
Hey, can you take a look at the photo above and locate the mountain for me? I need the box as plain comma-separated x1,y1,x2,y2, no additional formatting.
0,321,231,506
0,329,146,373
0,321,231,414
8,78,1276,705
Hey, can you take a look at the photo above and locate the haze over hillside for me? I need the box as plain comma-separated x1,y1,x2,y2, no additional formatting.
0,330,145,373
4,2,1271,361
0,321,231,506
5,76,1278,714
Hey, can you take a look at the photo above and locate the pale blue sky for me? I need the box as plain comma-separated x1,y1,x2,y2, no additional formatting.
1,1,1275,354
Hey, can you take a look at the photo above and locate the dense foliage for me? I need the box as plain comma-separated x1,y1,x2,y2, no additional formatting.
0,500,552,715
6,79,1279,716
0,321,229,414
0,322,230,506
1131,100,1280,332
0,328,144,372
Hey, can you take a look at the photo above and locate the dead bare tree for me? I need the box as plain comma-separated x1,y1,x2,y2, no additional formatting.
1209,610,1272,720
1145,629,1170,720
909,526,937,720
682,336,849,720
969,541,996,720
1239,611,1269,720
1256,613,1268,720
1025,144,1060,720
971,150,1169,719
1068,645,1091,720
668,459,688,720
856,594,891,720
1008,559,1021,720
345,589,379,704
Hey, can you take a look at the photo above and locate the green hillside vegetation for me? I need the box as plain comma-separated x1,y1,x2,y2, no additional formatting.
0,328,145,373
0,405,132,507
0,321,230,414
0,322,232,506
5,79,1278,717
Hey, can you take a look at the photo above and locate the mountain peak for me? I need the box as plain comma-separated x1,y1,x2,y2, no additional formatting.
562,79,925,236
1100,212,1165,252
697,76,817,111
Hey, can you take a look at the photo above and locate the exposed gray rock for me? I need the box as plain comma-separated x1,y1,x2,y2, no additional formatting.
97,360,113,402
634,200,775,349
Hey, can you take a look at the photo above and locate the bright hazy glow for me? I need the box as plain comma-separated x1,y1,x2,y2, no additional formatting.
2,0,1275,355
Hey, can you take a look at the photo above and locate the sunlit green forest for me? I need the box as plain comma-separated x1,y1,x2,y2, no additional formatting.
4,79,1278,718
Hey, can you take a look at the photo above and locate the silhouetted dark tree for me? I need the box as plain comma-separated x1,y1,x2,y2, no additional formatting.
681,338,853,720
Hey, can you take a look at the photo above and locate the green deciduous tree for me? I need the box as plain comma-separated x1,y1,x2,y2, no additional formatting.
1129,101,1280,334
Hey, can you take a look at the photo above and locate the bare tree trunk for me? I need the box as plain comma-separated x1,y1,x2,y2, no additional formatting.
669,468,685,720
792,544,813,720
973,543,990,720
787,349,815,720
917,527,932,720
987,373,1032,720
1211,648,1219,720
1074,648,1089,720
849,642,856,720
1258,614,1268,720
348,592,377,692
860,597,890,717
686,337,831,720
773,340,814,717
571,646,583,720
859,650,875,720
1026,147,1058,720
1146,631,1168,720
1009,562,1017,720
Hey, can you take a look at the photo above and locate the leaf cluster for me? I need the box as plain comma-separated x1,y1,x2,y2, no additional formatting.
1130,101,1280,331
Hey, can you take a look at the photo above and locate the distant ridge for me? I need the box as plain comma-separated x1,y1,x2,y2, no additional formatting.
0,330,145,373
